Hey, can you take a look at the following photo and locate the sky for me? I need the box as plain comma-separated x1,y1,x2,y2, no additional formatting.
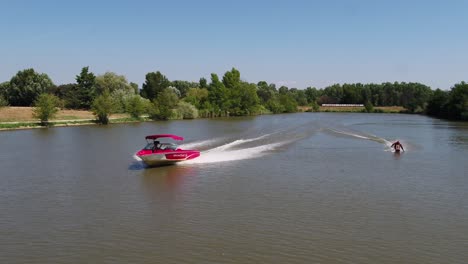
0,0,467,90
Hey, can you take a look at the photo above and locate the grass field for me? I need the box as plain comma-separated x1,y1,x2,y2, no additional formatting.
0,107,128,122
0,107,134,130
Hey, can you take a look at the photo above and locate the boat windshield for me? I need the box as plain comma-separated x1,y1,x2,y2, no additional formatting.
160,143,178,150
143,143,154,150
143,142,178,150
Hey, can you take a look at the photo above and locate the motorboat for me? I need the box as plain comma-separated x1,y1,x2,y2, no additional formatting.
136,134,200,166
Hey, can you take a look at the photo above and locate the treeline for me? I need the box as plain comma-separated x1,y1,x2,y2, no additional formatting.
0,67,467,123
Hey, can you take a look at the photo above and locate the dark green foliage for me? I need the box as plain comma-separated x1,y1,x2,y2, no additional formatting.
7,69,54,106
33,93,60,125
140,71,170,100
228,82,260,116
175,101,199,119
0,82,8,107
184,87,209,109
257,81,276,104
208,73,229,116
55,83,83,109
75,67,96,109
309,101,320,112
305,87,319,103
171,80,198,98
279,94,298,113
92,91,116,124
149,88,179,120
130,82,139,94
289,88,308,106
266,97,285,114
218,68,261,116
199,78,208,89
364,101,374,113
278,86,289,95
445,82,468,120
426,89,449,117
425,83,467,120
126,95,150,119
0,95,8,107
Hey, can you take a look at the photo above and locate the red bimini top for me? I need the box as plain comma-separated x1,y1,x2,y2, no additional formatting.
145,134,184,141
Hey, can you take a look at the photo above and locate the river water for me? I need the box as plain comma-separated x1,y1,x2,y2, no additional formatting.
1,113,467,263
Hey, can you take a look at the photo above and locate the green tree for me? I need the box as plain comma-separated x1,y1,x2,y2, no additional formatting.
401,83,432,113
279,94,298,113
309,101,320,112
278,86,289,95
172,80,198,98
8,69,54,106
75,66,96,109
446,82,468,120
55,83,82,109
110,88,137,113
289,88,308,106
140,71,170,100
95,72,133,94
32,93,60,125
0,82,9,107
149,88,179,120
130,82,139,94
220,68,260,116
222,68,241,89
364,101,374,113
0,95,8,107
184,87,209,109
266,96,285,114
92,91,116,124
199,77,208,89
208,73,228,116
426,89,449,117
126,95,150,119
305,87,320,104
174,101,199,119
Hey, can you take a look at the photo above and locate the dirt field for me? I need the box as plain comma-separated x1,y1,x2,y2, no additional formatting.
0,107,127,122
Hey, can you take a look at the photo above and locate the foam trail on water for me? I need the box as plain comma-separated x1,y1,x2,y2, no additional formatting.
205,134,272,152
328,128,391,144
328,128,372,140
184,141,286,164
326,128,408,152
179,138,222,149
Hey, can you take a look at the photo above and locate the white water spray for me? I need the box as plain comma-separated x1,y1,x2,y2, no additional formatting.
184,141,286,164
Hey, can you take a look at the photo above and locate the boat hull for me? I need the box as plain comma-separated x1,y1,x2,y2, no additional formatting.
137,150,200,166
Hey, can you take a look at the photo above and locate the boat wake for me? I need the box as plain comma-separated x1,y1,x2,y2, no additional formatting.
324,128,405,152
181,133,296,165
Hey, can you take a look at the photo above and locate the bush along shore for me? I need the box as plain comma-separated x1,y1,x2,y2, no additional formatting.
0,105,407,131
1,67,467,129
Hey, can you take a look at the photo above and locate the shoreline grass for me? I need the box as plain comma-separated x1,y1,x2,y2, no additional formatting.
1,106,408,131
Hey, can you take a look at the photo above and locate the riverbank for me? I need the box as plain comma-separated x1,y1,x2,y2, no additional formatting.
0,106,407,131
298,105,406,113
0,107,135,130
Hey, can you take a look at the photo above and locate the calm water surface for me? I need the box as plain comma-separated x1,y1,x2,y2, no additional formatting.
1,113,467,263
